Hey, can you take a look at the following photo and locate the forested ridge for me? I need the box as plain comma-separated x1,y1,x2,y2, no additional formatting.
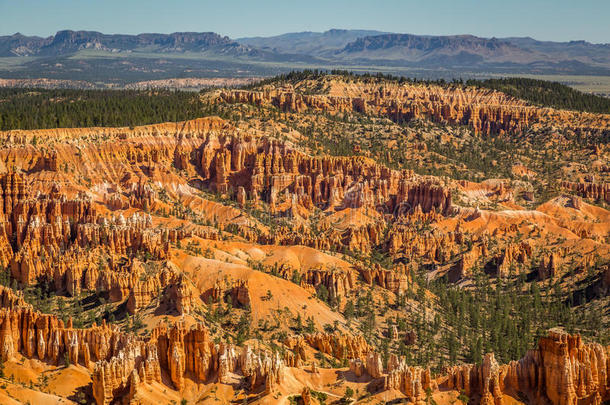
258,70,610,114
467,77,610,114
0,88,210,131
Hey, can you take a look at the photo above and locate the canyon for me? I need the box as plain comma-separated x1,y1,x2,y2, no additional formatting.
0,74,607,404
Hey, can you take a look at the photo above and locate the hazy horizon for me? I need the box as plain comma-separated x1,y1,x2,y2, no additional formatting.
1,0,608,44
3,28,609,45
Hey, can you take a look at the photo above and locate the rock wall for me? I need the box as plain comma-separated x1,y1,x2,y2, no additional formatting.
0,285,29,309
359,263,410,293
0,306,129,367
561,181,610,204
0,303,285,405
149,322,283,392
302,267,356,301
349,352,436,401
446,329,609,405
285,331,371,362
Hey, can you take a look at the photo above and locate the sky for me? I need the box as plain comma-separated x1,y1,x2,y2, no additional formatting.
1,0,609,43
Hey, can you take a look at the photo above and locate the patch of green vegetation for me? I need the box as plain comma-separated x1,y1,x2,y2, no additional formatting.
310,390,328,404
467,77,610,113
0,87,219,130
423,265,608,367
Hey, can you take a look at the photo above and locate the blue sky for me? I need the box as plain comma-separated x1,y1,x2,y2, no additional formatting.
1,0,608,43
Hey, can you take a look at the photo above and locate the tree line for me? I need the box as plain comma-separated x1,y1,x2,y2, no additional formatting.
467,77,610,114
0,88,211,131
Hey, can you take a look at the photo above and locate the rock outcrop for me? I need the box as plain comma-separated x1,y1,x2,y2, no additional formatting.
446,329,609,405
0,285,29,309
495,241,532,277
285,331,372,362
0,306,128,366
561,181,610,204
149,322,283,394
385,360,437,402
348,351,436,401
302,267,356,301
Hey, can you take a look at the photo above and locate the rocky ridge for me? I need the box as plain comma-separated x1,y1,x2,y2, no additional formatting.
216,80,609,136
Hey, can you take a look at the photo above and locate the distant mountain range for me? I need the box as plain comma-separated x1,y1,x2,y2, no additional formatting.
236,29,388,57
239,30,610,71
0,31,259,57
1,29,609,85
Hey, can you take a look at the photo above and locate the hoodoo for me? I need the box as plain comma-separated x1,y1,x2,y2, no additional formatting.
0,71,607,404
